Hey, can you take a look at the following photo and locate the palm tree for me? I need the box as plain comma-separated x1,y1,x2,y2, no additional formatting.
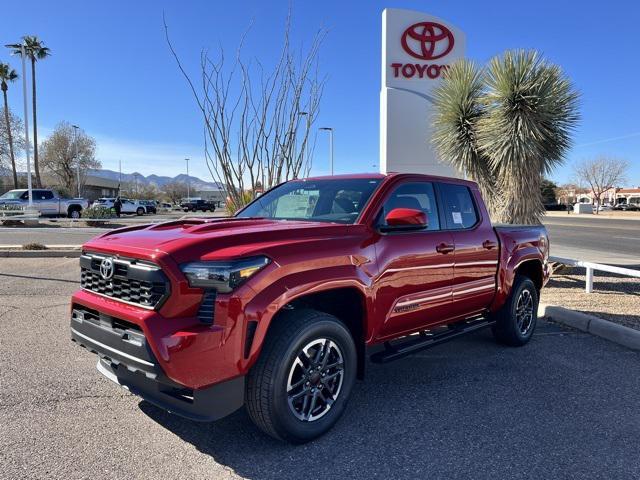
431,60,500,218
6,36,51,188
0,63,19,188
432,51,579,224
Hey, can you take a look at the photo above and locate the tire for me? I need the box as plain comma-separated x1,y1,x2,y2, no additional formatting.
68,208,81,219
492,275,539,346
136,207,145,216
246,309,357,444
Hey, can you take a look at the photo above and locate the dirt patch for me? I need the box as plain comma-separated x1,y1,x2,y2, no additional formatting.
541,266,640,331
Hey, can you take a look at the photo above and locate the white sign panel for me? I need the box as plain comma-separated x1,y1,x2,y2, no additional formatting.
380,8,466,177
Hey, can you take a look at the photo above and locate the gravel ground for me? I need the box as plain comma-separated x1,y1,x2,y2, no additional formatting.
542,266,640,330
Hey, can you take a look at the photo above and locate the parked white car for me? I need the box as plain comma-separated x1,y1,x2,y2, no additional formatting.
93,198,147,216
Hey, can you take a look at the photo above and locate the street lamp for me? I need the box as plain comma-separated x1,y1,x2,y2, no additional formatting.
72,125,80,198
185,158,190,199
319,127,334,175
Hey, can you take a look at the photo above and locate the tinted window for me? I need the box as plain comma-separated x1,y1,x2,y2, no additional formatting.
381,182,440,231
439,183,478,229
41,191,54,200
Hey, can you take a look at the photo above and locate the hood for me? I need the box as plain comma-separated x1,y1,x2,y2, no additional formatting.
83,217,366,264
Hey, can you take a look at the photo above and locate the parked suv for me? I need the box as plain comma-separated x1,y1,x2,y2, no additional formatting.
70,173,549,443
94,198,147,216
139,200,157,214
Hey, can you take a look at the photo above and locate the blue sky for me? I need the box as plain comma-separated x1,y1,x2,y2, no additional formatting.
1,0,639,186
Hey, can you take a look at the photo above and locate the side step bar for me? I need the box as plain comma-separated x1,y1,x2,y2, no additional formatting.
370,318,495,364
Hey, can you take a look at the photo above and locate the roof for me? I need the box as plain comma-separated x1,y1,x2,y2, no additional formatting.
299,172,475,186
618,188,640,194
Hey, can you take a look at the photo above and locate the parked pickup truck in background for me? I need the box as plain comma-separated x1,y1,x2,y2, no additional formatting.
0,188,89,218
70,173,549,443
180,198,216,212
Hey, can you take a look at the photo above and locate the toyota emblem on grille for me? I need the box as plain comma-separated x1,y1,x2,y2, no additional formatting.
99,258,115,280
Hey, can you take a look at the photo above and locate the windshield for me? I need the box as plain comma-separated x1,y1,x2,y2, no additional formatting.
237,178,382,224
0,190,26,200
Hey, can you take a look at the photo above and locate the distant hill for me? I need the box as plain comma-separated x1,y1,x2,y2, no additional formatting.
88,169,225,191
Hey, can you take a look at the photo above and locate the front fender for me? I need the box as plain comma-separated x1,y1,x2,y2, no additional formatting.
238,265,372,372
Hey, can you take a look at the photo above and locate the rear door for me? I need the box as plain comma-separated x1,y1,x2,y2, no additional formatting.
437,182,499,319
33,190,58,215
373,181,455,339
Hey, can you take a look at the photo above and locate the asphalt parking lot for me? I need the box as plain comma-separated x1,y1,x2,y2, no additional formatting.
1,258,639,479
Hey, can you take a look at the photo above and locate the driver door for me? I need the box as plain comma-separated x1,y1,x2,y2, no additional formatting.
373,181,455,339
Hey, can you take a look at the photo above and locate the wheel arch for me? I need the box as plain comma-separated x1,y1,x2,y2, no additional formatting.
247,285,369,380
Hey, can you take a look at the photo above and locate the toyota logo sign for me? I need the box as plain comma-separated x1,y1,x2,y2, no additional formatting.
100,257,115,280
401,22,454,60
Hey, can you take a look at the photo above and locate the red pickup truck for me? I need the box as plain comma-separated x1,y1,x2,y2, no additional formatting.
70,173,549,443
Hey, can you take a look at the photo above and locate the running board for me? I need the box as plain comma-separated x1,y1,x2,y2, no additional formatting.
370,318,495,364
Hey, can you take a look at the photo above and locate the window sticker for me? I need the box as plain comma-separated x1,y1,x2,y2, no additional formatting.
452,211,463,224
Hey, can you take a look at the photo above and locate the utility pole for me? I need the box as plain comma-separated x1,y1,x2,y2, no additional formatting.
118,159,122,196
185,158,190,199
19,44,33,207
319,127,334,175
72,125,80,197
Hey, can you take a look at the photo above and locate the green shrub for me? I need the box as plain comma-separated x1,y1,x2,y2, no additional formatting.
83,205,115,227
23,242,47,250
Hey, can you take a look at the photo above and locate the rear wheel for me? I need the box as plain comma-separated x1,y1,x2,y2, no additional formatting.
136,207,145,216
67,207,81,219
246,309,356,443
492,275,539,346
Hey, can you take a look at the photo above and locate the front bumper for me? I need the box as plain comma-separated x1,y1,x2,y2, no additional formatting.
70,305,244,422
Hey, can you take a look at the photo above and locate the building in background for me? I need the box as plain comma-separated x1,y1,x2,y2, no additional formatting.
0,174,119,201
195,186,227,205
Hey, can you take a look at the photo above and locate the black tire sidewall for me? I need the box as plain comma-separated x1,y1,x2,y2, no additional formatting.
507,277,538,343
270,319,356,443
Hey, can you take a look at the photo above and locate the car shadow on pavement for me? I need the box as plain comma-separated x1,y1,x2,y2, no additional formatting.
135,326,621,480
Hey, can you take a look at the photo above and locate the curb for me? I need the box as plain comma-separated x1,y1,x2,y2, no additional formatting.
0,249,81,258
540,303,640,351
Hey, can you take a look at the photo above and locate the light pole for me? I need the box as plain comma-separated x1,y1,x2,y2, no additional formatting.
72,125,80,197
185,158,190,199
19,44,33,207
319,127,334,175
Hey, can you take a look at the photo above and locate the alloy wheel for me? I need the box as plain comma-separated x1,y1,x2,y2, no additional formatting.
286,338,345,422
515,289,534,335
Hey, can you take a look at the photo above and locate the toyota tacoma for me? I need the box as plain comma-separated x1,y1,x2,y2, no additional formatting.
70,173,550,443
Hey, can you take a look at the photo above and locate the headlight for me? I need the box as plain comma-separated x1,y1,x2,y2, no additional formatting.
180,256,271,292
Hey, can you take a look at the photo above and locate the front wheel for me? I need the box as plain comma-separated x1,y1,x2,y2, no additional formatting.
136,207,145,216
492,275,539,346
246,309,356,444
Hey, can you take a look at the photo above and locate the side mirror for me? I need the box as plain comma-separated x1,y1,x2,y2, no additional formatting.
381,208,427,232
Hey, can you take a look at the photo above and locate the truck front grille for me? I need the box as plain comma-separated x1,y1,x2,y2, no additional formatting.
80,252,170,309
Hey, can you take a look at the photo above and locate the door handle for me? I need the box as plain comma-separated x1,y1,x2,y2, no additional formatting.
482,240,498,250
436,243,455,254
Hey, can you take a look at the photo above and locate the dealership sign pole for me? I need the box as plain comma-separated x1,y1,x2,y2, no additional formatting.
380,9,465,176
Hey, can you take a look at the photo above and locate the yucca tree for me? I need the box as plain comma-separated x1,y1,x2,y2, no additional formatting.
0,63,19,188
6,36,51,188
431,60,500,218
432,50,579,224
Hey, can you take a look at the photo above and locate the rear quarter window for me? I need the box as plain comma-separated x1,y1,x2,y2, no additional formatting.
439,183,479,230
